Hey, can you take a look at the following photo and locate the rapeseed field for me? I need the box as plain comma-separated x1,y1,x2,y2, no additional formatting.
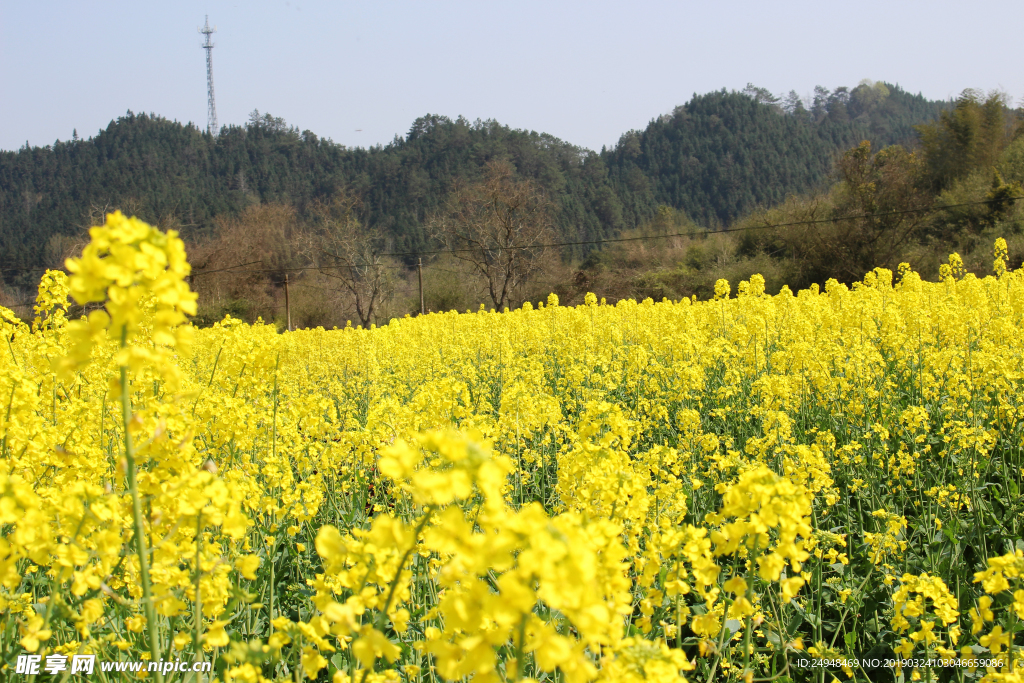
2,212,1024,682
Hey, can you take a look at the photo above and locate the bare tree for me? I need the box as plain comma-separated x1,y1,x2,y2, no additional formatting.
752,141,931,285
189,203,301,322
81,197,147,231
44,232,88,270
429,160,555,310
305,193,395,327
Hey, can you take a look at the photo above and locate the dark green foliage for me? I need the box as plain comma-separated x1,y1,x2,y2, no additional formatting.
917,89,1019,192
601,83,948,227
0,83,948,278
0,112,623,274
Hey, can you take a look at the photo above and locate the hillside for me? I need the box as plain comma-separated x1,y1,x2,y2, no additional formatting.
0,113,628,279
0,82,947,281
603,82,949,226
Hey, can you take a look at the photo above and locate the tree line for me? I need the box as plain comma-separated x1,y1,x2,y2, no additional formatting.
10,81,1015,329
583,88,1024,304
1,81,948,285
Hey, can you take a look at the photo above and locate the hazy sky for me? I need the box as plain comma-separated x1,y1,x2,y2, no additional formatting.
2,0,1022,153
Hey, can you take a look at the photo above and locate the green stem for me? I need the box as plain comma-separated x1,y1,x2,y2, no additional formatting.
360,508,434,683
2,383,15,458
120,329,163,683
6,334,19,367
269,531,277,633
828,563,875,651
191,345,222,416
380,509,434,619
272,354,280,463
193,511,204,681
743,575,754,677
704,596,734,683
512,614,527,682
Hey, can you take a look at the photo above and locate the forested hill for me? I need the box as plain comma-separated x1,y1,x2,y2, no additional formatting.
602,82,949,226
0,112,626,276
0,81,947,277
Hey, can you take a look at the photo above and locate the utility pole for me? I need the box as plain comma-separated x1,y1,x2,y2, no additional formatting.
199,16,219,136
284,274,292,331
417,258,425,315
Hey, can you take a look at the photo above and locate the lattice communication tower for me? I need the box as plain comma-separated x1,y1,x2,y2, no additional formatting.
199,16,219,136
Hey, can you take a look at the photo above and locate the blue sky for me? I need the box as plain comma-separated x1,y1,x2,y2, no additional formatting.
2,0,1022,153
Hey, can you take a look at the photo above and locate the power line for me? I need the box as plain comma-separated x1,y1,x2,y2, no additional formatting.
425,267,474,275
188,260,263,276
118,194,1024,274
0,261,407,276
1,195,1019,277
379,196,1024,256
190,262,408,276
